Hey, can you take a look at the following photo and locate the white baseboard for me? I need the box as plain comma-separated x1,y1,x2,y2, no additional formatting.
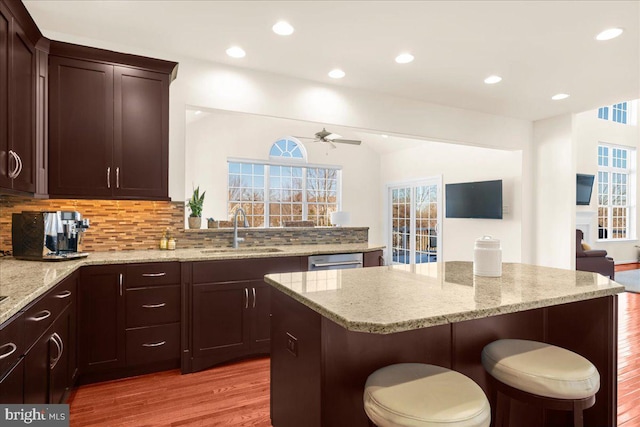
615,259,638,265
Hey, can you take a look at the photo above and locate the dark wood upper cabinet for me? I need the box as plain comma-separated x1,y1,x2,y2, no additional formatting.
113,66,169,199
0,0,41,194
49,56,114,198
48,41,177,200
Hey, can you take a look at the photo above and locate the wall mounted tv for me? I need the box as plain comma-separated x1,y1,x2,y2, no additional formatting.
445,179,503,219
576,174,595,206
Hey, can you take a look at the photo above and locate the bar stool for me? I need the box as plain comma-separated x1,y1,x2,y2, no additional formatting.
481,339,600,427
363,363,491,427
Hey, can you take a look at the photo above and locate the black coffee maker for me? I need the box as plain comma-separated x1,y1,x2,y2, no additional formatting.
12,211,90,260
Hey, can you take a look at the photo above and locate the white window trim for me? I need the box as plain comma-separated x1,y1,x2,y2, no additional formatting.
597,142,636,241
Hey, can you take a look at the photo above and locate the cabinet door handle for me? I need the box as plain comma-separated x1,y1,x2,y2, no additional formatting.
30,310,51,322
142,303,166,309
15,152,22,178
7,150,18,179
252,287,256,309
116,167,120,188
244,288,249,309
50,333,63,369
54,290,72,299
0,343,17,360
107,167,111,188
142,341,166,348
119,273,123,296
141,272,166,277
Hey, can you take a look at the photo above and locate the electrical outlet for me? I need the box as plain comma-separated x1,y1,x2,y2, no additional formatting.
503,205,510,215
286,332,298,357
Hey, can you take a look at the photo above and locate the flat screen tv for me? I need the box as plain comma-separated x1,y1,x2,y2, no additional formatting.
576,174,595,206
445,180,503,219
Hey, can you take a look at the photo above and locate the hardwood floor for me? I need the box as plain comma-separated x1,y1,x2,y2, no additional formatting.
68,357,271,427
618,291,640,426
69,293,640,427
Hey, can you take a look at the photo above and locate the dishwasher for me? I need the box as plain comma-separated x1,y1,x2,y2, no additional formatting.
308,253,363,270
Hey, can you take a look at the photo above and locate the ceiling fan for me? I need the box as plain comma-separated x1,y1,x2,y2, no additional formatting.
295,128,362,148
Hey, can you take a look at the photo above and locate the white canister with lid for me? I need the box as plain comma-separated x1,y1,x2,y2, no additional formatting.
473,235,502,277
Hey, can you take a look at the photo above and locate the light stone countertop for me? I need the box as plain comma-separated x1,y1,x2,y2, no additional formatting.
0,243,383,324
264,261,625,334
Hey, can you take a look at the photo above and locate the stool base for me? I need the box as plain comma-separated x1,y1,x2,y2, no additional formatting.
490,377,596,427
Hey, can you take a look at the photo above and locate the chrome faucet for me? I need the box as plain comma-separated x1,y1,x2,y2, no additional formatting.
233,207,250,248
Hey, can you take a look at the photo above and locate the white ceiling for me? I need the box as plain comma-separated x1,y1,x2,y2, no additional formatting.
24,0,640,122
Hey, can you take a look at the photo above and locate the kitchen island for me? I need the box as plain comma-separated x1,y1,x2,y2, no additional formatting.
265,262,624,427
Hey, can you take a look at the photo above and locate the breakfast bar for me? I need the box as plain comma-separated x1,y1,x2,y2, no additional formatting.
265,262,624,427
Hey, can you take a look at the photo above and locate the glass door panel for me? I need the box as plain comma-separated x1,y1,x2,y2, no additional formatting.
389,179,441,265
391,187,411,264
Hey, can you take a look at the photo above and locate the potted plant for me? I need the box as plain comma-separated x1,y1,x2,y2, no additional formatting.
186,186,205,229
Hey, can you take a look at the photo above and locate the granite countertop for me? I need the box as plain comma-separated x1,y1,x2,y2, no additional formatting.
0,243,383,324
264,261,625,334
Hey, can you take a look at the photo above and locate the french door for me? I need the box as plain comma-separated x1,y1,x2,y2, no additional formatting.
388,178,442,265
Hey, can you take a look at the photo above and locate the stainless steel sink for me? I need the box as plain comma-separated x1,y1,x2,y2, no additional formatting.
201,247,283,254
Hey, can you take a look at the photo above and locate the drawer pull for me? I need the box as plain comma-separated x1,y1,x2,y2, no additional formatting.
54,290,72,299
141,272,166,277
142,341,166,348
0,343,17,360
142,303,166,309
30,310,51,322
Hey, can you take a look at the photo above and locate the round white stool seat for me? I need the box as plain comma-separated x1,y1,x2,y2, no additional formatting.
481,339,600,400
363,363,491,427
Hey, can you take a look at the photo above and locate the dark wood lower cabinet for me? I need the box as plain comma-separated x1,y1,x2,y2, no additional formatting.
23,302,74,404
78,263,181,384
0,357,24,403
79,265,125,374
187,257,305,373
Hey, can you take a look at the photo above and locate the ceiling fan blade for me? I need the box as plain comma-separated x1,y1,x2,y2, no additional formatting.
331,138,362,145
293,135,316,140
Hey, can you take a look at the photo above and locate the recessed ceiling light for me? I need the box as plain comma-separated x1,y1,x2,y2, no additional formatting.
273,21,294,36
551,93,570,100
381,134,389,138
596,28,623,41
395,53,414,64
194,111,202,115
328,69,345,79
484,75,502,84
226,46,246,58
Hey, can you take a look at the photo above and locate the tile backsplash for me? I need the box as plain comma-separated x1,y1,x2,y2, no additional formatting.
0,195,368,252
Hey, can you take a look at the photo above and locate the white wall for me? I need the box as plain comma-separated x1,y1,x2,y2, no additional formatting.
532,115,575,269
185,111,382,241
575,107,640,263
42,30,535,253
380,142,523,262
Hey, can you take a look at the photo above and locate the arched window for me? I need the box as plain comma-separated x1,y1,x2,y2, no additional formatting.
269,137,306,161
227,136,340,227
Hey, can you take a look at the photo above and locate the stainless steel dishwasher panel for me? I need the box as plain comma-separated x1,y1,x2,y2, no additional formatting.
308,253,363,271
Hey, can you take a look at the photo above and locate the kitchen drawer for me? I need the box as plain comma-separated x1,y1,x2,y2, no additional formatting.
126,286,180,328
0,312,24,377
126,262,180,288
126,323,179,366
23,276,77,349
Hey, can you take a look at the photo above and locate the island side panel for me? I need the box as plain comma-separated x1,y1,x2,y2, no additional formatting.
270,289,322,427
452,308,546,427
320,318,452,427
545,295,618,427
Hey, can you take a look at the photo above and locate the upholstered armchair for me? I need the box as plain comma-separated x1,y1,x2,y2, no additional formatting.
576,229,614,279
